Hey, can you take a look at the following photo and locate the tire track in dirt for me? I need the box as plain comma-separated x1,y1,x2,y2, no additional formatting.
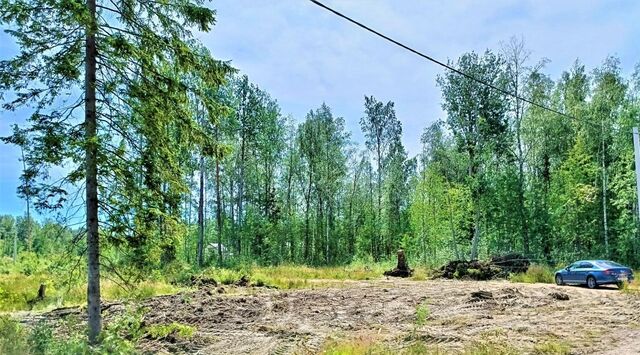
23,279,640,354
139,280,639,354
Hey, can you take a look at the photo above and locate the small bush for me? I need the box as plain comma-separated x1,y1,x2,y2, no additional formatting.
0,316,29,355
146,322,196,340
509,264,555,284
533,340,571,354
27,321,53,354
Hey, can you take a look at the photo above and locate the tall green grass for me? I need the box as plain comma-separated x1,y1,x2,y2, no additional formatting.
509,264,555,284
200,263,392,289
1,251,436,312
0,273,182,312
201,262,435,289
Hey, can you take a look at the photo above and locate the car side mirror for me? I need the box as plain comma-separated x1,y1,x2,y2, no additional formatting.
565,266,570,271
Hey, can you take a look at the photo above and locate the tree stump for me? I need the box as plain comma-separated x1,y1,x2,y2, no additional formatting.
27,283,47,310
37,283,46,300
384,249,413,277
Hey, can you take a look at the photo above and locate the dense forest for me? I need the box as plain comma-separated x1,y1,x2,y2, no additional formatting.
3,43,640,269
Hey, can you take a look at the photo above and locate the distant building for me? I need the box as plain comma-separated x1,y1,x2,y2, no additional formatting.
207,243,233,257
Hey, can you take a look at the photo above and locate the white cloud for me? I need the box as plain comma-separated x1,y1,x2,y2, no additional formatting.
199,0,640,156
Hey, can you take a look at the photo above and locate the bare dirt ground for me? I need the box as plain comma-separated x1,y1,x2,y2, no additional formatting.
28,279,640,354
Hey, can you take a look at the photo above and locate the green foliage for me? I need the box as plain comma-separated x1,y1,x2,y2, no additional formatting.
533,341,571,354
27,321,53,355
0,308,146,354
461,341,519,355
415,301,430,327
145,322,196,340
200,263,392,289
0,316,29,355
321,337,521,355
0,257,182,312
509,265,555,284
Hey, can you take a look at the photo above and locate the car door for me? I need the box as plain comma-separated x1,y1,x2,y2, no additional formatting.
565,263,579,283
576,262,594,284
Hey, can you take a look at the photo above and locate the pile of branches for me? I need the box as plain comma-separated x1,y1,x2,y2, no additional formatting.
490,253,530,274
438,253,530,281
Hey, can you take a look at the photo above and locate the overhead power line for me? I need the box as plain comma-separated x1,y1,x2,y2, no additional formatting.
309,0,577,121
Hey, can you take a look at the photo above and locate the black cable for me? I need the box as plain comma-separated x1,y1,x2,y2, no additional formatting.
309,0,577,121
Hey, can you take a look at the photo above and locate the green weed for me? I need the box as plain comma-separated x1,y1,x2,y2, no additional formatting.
509,264,555,284
146,322,196,340
0,315,29,355
321,335,441,355
0,272,182,312
0,307,145,354
415,301,430,327
461,341,519,355
533,340,571,354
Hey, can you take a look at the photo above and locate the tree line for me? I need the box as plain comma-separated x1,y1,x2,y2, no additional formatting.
177,40,640,270
4,44,640,270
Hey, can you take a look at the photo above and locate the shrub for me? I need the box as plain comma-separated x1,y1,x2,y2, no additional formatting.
533,341,571,354
27,321,53,354
0,315,29,355
509,264,555,284
146,322,196,340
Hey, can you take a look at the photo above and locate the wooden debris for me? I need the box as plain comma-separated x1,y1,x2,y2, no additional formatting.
549,292,569,301
470,290,493,300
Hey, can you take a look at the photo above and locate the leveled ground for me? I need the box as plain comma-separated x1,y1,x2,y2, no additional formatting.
23,278,640,354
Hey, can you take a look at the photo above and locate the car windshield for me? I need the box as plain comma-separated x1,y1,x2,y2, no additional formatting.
596,261,624,268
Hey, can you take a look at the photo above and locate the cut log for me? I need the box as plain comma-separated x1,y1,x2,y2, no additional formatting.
384,249,413,278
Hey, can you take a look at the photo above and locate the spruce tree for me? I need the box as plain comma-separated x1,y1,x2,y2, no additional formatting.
0,0,232,342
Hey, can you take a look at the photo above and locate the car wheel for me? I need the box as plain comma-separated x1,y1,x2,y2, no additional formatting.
555,274,564,286
587,276,597,289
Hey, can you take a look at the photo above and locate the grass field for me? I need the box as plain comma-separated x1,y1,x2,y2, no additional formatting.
1,257,438,312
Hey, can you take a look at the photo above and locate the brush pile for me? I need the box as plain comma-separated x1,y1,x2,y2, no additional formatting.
438,253,530,280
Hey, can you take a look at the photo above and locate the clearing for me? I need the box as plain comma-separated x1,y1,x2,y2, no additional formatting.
22,279,640,354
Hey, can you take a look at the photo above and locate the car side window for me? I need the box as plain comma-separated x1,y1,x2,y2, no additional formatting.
579,262,593,268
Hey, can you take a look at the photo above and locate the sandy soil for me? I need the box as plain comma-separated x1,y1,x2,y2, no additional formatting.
27,279,640,354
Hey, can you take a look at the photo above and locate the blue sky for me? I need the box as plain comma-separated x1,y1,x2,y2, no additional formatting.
1,0,639,216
